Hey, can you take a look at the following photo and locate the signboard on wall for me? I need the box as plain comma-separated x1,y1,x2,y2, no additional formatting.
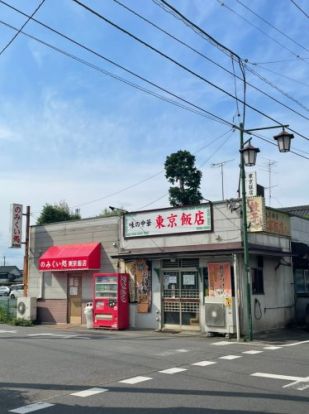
124,204,212,238
246,171,257,197
266,208,290,237
10,204,23,248
247,196,266,232
208,263,232,297
125,259,152,313
247,196,290,236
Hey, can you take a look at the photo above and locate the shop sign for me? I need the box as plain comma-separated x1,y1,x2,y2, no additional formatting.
124,204,212,238
265,208,290,237
10,203,23,248
39,258,89,271
246,171,257,197
208,262,232,297
247,196,266,232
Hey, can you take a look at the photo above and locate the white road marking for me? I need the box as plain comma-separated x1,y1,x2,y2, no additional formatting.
120,376,152,384
242,350,263,355
251,372,303,381
283,378,309,391
212,341,232,346
9,402,55,413
284,340,309,347
251,372,309,391
157,348,189,356
70,387,108,397
263,346,282,350
192,361,217,367
219,355,242,360
159,367,188,374
0,329,17,333
27,333,78,339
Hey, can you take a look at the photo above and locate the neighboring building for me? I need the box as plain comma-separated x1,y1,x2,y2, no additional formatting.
280,205,309,326
0,266,23,285
29,198,294,336
29,216,119,324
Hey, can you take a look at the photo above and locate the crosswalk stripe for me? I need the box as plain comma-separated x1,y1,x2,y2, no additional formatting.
70,387,108,397
120,376,152,384
9,402,55,413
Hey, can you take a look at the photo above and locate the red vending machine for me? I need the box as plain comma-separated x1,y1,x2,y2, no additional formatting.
93,273,129,329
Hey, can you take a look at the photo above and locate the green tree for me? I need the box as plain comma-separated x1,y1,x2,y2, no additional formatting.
165,150,203,207
97,207,123,217
36,201,81,225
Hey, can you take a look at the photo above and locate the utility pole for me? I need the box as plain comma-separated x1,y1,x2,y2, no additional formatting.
3,256,5,266
211,160,233,200
23,206,30,297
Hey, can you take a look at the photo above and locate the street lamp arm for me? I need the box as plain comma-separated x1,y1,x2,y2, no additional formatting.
245,124,289,133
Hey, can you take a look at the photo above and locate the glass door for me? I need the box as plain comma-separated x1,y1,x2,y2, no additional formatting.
162,270,200,330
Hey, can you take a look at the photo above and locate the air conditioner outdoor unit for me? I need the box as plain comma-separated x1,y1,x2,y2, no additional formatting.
16,297,37,321
205,296,236,336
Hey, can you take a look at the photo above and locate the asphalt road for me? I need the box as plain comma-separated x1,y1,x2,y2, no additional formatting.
0,324,308,414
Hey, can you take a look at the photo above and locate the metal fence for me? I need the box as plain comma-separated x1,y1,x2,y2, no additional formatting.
0,297,17,321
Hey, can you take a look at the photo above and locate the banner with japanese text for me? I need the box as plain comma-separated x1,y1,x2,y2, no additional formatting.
124,204,212,238
10,203,23,248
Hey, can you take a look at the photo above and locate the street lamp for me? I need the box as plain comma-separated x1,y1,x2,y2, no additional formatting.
239,123,293,341
273,129,294,153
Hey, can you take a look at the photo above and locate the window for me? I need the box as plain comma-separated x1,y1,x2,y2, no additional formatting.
252,256,264,295
294,269,309,294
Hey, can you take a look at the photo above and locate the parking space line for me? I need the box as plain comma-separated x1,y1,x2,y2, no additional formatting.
9,402,55,413
212,341,232,346
70,387,108,397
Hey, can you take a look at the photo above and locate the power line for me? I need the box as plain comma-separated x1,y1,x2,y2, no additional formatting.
248,63,309,89
235,0,309,53
290,0,309,19
72,0,309,139
151,0,309,141
0,0,45,56
154,0,309,114
112,0,309,124
0,15,232,128
3,0,307,142
216,0,309,64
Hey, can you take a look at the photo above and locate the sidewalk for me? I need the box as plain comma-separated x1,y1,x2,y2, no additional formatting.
39,323,309,344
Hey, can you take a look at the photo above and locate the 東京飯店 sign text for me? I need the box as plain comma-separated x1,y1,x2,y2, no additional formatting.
124,205,212,238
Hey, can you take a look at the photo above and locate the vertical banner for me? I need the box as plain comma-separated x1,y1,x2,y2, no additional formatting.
208,263,231,297
126,259,152,313
10,204,23,248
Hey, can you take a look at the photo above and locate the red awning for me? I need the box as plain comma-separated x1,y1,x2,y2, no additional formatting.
39,242,101,272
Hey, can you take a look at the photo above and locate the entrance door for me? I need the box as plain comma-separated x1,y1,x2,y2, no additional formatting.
68,275,82,324
162,271,200,330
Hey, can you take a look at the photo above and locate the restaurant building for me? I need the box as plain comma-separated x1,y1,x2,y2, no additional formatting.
28,198,294,336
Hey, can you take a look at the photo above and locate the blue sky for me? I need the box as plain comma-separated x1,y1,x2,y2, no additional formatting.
0,0,308,267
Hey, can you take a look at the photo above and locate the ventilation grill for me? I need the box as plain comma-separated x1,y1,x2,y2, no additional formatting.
162,259,180,268
205,303,226,327
162,258,199,268
180,258,199,268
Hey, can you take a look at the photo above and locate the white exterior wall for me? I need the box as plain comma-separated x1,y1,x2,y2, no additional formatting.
251,257,294,332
